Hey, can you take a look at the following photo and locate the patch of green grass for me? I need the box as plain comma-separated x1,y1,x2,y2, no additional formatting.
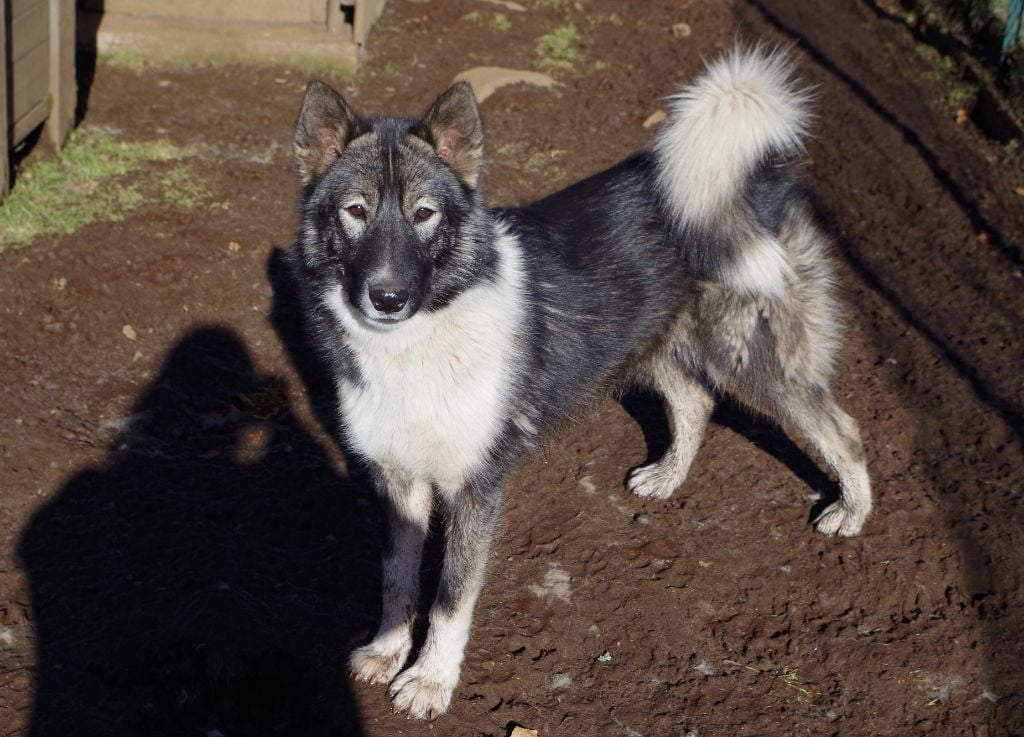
536,23,581,70
524,149,567,183
463,11,513,31
103,49,149,72
948,81,981,105
160,163,211,210
0,129,200,251
492,12,512,32
101,49,353,80
914,43,958,79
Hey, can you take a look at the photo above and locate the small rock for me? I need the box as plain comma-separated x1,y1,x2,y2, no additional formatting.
228,241,241,252
642,110,667,129
672,22,692,38
509,727,539,737
549,673,572,691
454,66,559,103
596,650,613,662
478,0,526,11
694,659,716,675
122,324,138,341
529,564,572,603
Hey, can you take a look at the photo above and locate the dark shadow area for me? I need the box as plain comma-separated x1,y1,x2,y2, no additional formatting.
619,389,672,469
74,3,103,127
17,327,376,737
267,246,347,447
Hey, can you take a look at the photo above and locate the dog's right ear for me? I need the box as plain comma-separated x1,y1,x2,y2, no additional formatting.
293,81,357,185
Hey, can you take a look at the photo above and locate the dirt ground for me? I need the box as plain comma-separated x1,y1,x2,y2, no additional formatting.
2,0,1023,735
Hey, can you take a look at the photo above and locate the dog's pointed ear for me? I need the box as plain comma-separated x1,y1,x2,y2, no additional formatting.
293,81,357,184
421,82,484,188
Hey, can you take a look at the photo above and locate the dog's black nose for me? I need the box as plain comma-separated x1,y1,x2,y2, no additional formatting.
368,285,410,314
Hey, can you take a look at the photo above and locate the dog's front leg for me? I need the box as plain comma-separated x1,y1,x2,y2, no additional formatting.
350,469,432,685
389,477,503,719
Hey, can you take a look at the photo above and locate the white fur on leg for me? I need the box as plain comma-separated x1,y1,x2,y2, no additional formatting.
350,625,413,685
629,366,714,500
814,463,871,537
388,596,476,719
350,476,432,685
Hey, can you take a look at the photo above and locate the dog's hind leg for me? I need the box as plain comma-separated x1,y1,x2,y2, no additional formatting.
389,475,504,719
628,359,714,500
772,385,872,536
350,469,432,685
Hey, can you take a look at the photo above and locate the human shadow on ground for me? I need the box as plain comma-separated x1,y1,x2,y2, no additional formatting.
17,327,377,737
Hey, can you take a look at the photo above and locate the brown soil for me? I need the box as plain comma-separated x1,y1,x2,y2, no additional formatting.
2,1,1023,735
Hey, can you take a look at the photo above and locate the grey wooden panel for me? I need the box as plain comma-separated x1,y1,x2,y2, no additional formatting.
1,0,9,198
10,0,45,23
10,0,47,61
93,0,312,24
11,39,49,140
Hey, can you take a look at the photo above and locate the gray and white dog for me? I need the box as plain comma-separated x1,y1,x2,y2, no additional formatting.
288,46,871,719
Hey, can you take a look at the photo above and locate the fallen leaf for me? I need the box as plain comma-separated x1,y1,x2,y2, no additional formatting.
698,559,712,568
228,241,241,252
672,21,692,37
977,231,990,246
955,107,968,125
122,324,138,341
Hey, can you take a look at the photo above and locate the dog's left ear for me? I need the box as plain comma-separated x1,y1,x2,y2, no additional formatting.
421,82,484,189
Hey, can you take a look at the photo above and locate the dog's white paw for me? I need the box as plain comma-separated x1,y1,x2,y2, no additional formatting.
814,501,867,537
627,463,680,500
388,665,456,720
349,637,411,685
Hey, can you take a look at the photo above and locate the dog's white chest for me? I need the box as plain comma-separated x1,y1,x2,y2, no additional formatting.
327,237,525,490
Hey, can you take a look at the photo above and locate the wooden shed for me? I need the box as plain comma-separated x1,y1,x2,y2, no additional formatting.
1,0,77,197
80,0,386,70
2,1,386,199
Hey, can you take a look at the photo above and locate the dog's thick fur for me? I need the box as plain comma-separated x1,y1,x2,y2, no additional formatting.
288,46,871,719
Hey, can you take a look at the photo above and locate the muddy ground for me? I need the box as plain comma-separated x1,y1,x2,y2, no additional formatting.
1,0,1023,735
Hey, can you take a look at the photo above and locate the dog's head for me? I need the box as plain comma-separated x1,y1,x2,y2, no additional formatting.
292,81,488,326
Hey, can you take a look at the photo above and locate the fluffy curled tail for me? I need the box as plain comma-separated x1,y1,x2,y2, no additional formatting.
654,44,813,298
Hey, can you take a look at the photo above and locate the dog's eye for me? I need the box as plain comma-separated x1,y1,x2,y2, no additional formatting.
414,207,435,223
345,204,366,219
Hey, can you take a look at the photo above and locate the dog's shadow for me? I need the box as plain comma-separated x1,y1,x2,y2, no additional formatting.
620,390,838,521
16,326,378,737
